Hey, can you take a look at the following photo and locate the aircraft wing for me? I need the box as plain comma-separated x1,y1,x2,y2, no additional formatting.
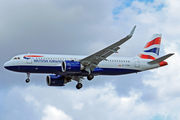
80,26,136,73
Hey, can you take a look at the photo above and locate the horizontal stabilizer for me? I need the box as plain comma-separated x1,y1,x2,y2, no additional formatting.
148,53,174,65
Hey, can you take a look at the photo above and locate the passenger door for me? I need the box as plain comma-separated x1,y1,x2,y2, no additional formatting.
26,56,32,64
134,58,140,68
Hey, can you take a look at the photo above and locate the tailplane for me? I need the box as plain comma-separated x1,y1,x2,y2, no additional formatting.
138,34,161,60
148,53,174,65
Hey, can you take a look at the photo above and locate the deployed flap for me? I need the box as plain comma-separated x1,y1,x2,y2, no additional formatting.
148,53,174,65
80,26,136,72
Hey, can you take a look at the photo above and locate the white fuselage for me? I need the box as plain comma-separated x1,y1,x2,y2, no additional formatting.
4,54,160,76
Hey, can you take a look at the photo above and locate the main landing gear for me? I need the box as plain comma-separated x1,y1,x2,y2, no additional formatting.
25,72,30,83
87,74,94,81
75,74,94,89
72,76,83,89
76,83,83,89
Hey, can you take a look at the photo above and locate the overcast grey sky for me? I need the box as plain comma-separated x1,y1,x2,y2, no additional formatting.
0,0,180,120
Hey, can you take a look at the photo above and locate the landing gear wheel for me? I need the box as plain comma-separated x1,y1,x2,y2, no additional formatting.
87,74,94,81
26,72,30,83
26,78,30,83
76,83,83,89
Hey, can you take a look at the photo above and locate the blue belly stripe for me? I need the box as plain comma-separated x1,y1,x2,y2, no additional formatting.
5,65,140,75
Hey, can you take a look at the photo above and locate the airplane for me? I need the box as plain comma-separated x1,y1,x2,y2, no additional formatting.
4,26,174,89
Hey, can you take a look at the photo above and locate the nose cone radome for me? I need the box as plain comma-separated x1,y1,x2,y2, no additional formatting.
4,61,12,70
4,62,8,69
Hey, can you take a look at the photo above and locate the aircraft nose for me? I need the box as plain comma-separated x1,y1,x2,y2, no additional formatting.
4,61,18,72
4,61,11,69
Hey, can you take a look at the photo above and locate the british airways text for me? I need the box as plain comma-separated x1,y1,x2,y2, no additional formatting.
34,59,62,63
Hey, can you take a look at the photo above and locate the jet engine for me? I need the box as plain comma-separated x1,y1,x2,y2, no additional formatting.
61,60,84,73
46,75,65,86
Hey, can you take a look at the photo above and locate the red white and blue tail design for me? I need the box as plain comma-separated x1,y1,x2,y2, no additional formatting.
138,34,161,60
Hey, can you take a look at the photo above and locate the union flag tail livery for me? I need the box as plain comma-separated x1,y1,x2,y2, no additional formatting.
138,34,161,60
138,34,174,67
4,26,174,89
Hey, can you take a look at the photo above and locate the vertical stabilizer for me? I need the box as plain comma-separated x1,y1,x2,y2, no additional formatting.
138,34,162,60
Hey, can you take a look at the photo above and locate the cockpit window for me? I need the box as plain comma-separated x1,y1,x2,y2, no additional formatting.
13,57,20,60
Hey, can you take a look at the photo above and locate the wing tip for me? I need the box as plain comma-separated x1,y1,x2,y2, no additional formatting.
167,53,175,57
127,25,136,38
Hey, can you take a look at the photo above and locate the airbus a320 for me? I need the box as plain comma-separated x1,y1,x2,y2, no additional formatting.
4,26,174,89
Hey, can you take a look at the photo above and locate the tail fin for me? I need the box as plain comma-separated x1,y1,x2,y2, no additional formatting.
138,34,162,60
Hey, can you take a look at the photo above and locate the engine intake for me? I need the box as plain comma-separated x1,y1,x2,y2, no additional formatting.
61,60,84,73
46,75,65,86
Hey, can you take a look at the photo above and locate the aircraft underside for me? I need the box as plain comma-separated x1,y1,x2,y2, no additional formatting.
5,65,140,76
5,65,141,89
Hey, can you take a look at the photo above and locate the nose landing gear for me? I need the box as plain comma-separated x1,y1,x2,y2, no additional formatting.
25,72,30,83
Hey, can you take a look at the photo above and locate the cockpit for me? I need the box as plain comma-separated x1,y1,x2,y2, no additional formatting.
12,57,21,60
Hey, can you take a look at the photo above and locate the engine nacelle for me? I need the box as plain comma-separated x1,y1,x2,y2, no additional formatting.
46,75,65,86
61,60,84,73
